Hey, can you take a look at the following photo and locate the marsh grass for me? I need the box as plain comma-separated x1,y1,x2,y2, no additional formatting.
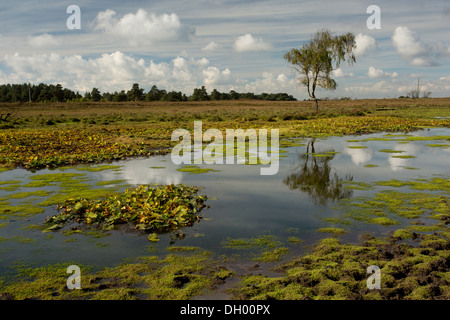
0,99,448,169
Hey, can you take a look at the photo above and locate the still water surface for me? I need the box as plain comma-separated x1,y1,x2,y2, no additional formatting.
0,128,448,275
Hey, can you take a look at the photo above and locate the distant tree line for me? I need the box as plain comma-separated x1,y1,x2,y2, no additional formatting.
0,83,297,103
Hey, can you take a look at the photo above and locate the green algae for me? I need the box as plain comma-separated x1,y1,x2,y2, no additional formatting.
0,180,22,191
347,146,367,149
176,165,219,174
167,246,200,252
75,165,122,172
256,247,289,262
342,181,373,190
392,155,416,159
222,235,281,249
317,227,347,235
426,144,450,148
335,177,449,229
94,179,128,186
364,164,379,168
287,236,304,243
1,203,45,216
22,180,57,188
378,149,405,153
0,180,21,185
368,217,400,226
7,190,52,200
403,135,450,141
375,178,450,191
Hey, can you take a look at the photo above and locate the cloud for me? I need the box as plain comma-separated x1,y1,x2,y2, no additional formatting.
202,41,221,52
354,33,376,57
392,26,427,57
391,26,436,66
0,51,235,94
28,33,59,48
94,9,195,46
368,66,398,78
203,66,232,86
345,147,373,165
333,68,354,78
242,72,296,93
233,34,272,52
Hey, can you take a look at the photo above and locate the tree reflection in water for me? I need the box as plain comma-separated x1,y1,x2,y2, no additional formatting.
283,138,353,206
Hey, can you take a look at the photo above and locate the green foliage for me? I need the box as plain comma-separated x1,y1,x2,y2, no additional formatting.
43,184,209,237
284,29,356,111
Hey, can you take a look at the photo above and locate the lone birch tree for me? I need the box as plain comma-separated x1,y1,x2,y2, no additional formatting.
284,29,357,112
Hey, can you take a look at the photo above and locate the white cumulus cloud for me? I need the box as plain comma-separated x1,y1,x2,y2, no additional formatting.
391,26,436,66
94,9,195,46
233,34,272,52
392,26,427,57
202,41,221,52
333,68,354,78
368,66,398,78
28,33,59,48
354,33,376,57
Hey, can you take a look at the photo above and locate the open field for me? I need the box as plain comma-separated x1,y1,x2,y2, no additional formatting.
1,98,449,169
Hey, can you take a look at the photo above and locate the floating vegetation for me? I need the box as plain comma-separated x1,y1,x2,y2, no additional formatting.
347,146,367,149
392,155,416,159
222,235,281,249
336,178,449,226
378,149,405,153
316,227,347,235
426,144,450,148
75,165,122,172
94,179,128,186
176,165,219,174
287,236,303,243
363,164,379,168
342,181,373,190
42,184,209,239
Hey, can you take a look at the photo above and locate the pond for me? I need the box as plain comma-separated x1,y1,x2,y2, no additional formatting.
0,127,449,276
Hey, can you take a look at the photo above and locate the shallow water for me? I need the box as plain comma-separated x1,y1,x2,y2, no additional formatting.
0,127,449,276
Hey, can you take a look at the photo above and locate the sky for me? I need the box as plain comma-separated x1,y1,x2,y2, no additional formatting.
0,0,449,99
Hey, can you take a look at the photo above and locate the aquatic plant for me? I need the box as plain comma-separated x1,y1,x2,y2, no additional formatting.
42,184,209,238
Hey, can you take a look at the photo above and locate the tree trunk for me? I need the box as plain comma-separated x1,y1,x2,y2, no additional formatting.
313,98,319,112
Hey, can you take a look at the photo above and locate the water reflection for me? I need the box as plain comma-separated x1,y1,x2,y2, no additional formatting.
283,138,353,206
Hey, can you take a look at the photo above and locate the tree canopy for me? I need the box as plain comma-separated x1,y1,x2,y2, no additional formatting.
0,83,296,103
284,29,356,111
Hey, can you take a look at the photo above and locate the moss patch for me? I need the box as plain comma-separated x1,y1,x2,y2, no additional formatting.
228,230,450,300
0,250,233,300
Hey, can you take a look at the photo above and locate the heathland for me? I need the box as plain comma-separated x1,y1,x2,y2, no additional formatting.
0,98,449,300
1,98,449,169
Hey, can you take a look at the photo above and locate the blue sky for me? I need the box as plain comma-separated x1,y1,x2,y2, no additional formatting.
0,0,449,99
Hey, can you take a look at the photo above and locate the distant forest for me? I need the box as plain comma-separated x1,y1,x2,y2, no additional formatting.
0,83,297,103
